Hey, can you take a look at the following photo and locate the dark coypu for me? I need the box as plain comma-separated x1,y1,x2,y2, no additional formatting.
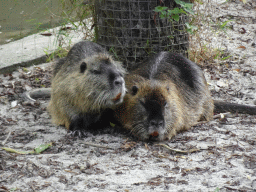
47,41,126,135
114,52,256,141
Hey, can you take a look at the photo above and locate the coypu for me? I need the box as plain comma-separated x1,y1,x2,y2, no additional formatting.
25,48,256,138
46,41,126,135
114,52,256,141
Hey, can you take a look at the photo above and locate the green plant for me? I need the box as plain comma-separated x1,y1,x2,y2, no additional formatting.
220,20,232,29
154,0,196,33
154,0,194,21
58,0,94,35
44,46,69,62
35,77,40,83
9,187,18,192
185,22,198,34
39,0,95,62
188,40,232,66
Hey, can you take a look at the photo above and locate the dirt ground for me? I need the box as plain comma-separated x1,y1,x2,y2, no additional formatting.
1,0,256,191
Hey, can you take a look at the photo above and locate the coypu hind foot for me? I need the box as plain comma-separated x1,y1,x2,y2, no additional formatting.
47,41,126,136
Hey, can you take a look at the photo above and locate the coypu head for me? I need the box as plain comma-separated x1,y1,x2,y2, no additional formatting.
79,54,126,108
127,83,171,141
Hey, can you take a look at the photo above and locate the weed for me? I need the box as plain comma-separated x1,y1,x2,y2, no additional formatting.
39,0,94,62
189,41,232,66
154,0,196,34
44,46,69,63
187,1,235,66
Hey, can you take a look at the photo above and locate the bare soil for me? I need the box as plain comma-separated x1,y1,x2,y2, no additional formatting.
1,0,256,191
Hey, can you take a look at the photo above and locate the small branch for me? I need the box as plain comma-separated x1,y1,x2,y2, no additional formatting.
193,120,208,126
2,130,12,146
193,112,232,127
155,144,202,154
83,142,115,150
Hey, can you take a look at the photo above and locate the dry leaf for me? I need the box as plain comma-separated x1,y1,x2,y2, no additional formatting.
145,143,149,150
121,141,137,151
239,27,246,34
40,32,52,36
237,45,246,49
61,26,72,31
2,143,52,155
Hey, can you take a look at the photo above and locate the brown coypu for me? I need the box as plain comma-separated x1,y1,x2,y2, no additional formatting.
114,52,256,141
24,46,256,139
47,41,126,135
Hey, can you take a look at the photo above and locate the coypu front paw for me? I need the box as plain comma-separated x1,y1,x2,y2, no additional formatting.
68,129,88,137
68,110,115,137
68,113,101,137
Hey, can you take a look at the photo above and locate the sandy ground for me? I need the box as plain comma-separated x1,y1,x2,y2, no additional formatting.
1,0,256,191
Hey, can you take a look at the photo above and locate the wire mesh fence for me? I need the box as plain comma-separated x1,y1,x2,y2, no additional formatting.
95,0,190,69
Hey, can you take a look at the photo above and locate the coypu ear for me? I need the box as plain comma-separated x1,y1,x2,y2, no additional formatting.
80,62,87,73
105,57,110,64
139,98,146,108
131,85,138,95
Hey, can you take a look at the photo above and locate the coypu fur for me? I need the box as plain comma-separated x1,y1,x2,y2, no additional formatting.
47,41,126,135
114,52,256,141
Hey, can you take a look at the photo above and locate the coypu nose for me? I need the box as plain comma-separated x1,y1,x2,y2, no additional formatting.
148,119,164,141
149,131,159,140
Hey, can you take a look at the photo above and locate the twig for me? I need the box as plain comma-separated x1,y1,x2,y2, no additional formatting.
64,169,80,175
193,120,208,126
2,130,12,146
155,144,202,154
83,142,115,149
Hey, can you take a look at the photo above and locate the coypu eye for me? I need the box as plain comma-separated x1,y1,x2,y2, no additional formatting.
131,85,138,95
91,69,101,74
80,62,87,73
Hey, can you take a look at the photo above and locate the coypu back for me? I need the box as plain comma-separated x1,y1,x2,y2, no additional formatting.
48,41,126,135
130,52,205,90
115,52,214,141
